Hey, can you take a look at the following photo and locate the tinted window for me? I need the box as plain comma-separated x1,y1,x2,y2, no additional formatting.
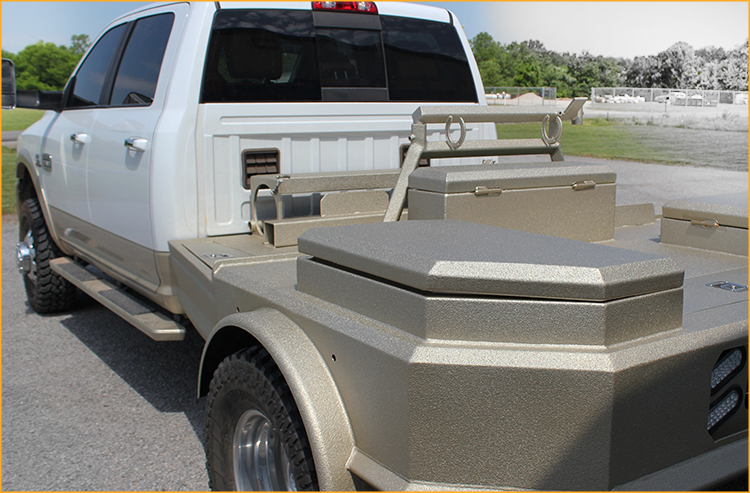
316,28,385,88
202,10,320,103
200,10,477,103
110,13,174,106
70,23,127,107
381,16,477,102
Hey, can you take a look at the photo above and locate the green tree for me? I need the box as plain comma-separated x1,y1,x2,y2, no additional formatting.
13,41,80,90
70,34,91,56
512,60,542,87
470,32,511,86
2,50,17,64
6,34,91,91
470,33,624,97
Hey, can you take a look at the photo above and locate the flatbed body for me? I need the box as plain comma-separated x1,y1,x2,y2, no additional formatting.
166,214,747,490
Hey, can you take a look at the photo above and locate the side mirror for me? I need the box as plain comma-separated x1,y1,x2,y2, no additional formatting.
17,90,64,111
2,58,64,111
2,59,16,109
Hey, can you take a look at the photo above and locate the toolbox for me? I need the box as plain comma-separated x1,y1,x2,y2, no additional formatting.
661,193,748,256
406,161,617,241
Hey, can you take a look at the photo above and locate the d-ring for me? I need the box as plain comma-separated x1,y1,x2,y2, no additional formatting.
445,116,466,150
541,114,563,145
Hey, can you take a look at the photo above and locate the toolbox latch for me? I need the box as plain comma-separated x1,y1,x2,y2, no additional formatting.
690,218,720,228
474,186,503,196
572,180,596,191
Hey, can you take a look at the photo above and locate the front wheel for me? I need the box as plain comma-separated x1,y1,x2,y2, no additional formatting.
17,197,76,313
205,346,318,491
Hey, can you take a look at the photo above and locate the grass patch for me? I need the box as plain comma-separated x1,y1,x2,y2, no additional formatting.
496,118,718,165
3,146,17,215
2,108,44,131
629,112,748,132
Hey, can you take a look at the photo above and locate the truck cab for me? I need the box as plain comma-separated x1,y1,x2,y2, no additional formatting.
12,1,493,314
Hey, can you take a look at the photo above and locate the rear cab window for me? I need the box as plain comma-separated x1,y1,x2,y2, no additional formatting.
109,14,175,106
200,7,478,103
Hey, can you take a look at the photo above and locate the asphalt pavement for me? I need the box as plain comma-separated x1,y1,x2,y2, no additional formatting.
2,217,210,490
2,131,22,148
497,155,748,214
1,158,747,490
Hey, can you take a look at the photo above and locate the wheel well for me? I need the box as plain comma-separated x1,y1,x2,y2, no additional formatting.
16,163,37,205
200,310,356,490
199,325,261,396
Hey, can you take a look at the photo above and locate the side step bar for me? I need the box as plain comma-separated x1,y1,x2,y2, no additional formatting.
50,257,185,341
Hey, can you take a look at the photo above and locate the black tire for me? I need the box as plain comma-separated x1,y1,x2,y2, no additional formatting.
205,346,318,491
18,198,76,313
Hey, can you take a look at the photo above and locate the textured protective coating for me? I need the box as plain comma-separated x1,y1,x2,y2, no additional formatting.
412,99,587,124
408,185,616,242
661,218,748,257
206,309,356,491
264,213,384,247
297,257,683,345
614,203,656,227
662,193,748,229
408,161,615,193
298,220,684,301
199,238,746,491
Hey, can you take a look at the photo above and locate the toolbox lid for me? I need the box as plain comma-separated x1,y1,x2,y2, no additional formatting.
662,193,748,229
408,161,616,194
298,220,683,301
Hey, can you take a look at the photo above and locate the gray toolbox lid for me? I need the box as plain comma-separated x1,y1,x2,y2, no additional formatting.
298,220,683,301
662,193,748,229
408,161,616,193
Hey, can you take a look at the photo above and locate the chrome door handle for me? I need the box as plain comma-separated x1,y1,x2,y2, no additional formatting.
70,133,90,144
124,137,147,152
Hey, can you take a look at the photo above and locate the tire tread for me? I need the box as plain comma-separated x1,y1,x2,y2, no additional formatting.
205,346,318,491
19,198,76,313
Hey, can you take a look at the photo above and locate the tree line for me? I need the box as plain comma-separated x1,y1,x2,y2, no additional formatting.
2,35,91,91
471,32,748,98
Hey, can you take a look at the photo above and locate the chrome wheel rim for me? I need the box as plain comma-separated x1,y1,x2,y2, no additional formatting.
233,410,296,491
16,229,37,283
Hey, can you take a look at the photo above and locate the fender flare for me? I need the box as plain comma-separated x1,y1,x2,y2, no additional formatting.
200,308,356,491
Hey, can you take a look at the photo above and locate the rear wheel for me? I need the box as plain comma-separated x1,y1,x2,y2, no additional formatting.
17,198,76,313
205,346,318,491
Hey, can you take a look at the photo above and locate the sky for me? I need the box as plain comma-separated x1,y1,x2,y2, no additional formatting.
1,1,747,59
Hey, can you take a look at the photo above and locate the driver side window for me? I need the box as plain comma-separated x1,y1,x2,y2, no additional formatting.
69,23,127,107
68,12,174,108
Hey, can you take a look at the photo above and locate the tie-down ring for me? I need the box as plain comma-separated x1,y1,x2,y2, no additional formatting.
541,114,563,145
445,116,466,150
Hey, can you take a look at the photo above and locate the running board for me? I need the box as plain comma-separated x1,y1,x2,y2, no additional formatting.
50,257,185,341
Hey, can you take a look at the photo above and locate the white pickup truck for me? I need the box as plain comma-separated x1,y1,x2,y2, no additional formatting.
5,1,747,491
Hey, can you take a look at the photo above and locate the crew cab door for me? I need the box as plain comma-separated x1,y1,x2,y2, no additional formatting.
85,5,185,290
40,23,130,229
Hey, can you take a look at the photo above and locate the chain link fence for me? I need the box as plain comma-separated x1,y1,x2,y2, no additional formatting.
591,87,748,106
485,87,557,106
